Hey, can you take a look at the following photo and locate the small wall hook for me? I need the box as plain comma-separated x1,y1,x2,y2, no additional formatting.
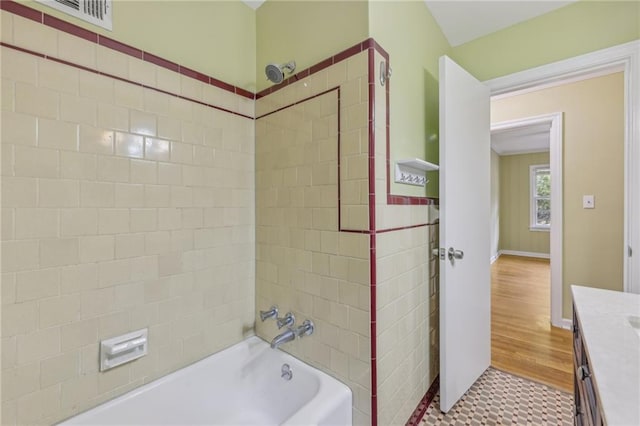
380,61,392,86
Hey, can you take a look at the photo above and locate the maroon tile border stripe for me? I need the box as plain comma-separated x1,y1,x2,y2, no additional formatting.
405,375,440,426
235,87,254,99
255,87,340,120
143,52,179,73
367,46,379,426
0,40,44,58
255,38,376,99
339,229,371,234
0,0,254,99
0,41,253,120
0,0,40,22
309,57,333,76
370,232,378,426
43,14,97,42
387,195,439,206
99,35,142,59
337,86,343,232
376,223,437,234
179,66,209,84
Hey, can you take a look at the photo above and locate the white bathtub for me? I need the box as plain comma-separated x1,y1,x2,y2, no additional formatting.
59,336,352,425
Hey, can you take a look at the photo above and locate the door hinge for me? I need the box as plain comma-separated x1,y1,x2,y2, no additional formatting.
629,246,633,257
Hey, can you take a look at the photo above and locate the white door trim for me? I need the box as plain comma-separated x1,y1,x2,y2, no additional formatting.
486,39,640,296
492,112,563,327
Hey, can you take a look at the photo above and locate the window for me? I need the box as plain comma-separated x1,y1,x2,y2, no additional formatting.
530,165,550,230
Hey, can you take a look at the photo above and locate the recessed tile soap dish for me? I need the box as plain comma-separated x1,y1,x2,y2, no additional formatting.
100,328,148,371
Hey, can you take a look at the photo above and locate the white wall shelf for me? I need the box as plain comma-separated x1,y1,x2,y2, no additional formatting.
395,158,439,186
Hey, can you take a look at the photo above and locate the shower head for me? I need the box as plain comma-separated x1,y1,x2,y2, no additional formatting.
265,61,296,84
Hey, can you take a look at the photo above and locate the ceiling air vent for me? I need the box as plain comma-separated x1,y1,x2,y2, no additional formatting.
36,0,113,31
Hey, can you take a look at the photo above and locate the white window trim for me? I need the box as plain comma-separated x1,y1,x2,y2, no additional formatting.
530,164,550,231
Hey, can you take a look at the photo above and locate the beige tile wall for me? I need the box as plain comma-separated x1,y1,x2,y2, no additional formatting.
376,220,439,424
1,11,441,424
339,53,370,233
371,48,440,424
373,49,388,223
428,224,440,383
375,225,437,425
255,51,372,425
1,11,255,425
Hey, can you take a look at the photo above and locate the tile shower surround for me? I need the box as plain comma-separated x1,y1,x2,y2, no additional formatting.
255,40,439,425
255,55,374,423
0,3,255,425
0,1,439,424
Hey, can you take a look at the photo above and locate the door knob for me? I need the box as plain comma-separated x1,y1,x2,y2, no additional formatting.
448,247,464,260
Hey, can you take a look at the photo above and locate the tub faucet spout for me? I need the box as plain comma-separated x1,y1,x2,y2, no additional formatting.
270,328,296,349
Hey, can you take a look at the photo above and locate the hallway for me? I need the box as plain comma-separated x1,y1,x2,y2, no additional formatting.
491,255,573,392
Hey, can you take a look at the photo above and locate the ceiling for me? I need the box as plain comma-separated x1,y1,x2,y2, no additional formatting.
241,0,264,10
424,1,576,46
491,122,550,156
242,1,576,47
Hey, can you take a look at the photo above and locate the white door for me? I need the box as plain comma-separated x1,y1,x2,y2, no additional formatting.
438,56,491,413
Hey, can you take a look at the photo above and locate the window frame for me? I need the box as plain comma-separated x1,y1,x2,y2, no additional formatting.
530,164,551,231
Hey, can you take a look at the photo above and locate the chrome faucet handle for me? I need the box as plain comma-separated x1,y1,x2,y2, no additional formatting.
294,319,314,337
276,312,295,329
260,305,279,322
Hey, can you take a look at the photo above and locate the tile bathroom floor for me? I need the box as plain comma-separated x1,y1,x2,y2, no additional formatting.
419,367,573,425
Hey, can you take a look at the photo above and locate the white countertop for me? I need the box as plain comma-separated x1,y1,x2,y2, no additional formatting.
571,285,640,426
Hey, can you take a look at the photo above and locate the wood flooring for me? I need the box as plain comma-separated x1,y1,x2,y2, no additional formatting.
491,255,573,393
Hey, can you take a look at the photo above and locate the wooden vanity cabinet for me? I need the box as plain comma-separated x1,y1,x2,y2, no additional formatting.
573,306,604,426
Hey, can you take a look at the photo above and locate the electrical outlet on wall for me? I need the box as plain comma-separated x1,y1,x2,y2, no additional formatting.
583,195,595,209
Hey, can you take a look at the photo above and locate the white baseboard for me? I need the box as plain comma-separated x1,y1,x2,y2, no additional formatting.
490,252,501,264
499,250,550,259
558,318,573,330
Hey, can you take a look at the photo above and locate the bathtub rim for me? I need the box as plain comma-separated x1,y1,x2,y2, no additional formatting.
57,335,352,425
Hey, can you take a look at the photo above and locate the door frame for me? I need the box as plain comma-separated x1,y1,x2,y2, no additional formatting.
486,39,640,299
491,112,564,328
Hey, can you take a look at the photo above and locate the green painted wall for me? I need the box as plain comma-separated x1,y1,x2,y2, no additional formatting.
451,0,640,81
255,0,368,92
18,0,257,90
498,152,551,255
368,0,451,197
